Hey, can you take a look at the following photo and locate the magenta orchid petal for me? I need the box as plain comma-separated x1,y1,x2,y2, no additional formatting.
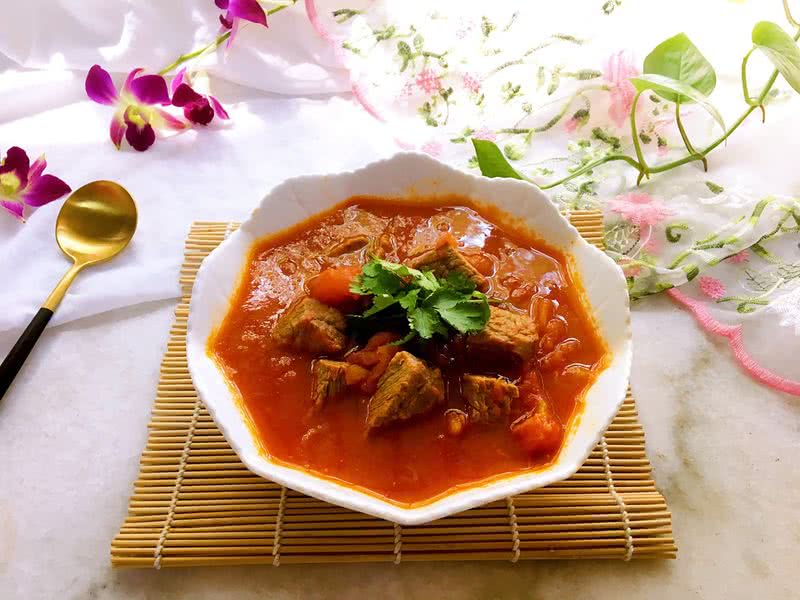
171,68,187,96
124,121,156,152
85,65,119,105
215,0,229,8
219,13,233,29
186,98,215,125
156,108,189,130
0,146,31,188
209,95,230,120
122,68,144,94
226,17,241,47
129,74,171,105
227,0,268,27
28,155,47,181
171,82,203,107
110,115,126,149
22,174,71,207
0,200,24,221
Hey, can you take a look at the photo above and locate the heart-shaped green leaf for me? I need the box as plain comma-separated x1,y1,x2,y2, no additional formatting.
630,74,725,130
643,33,716,102
752,21,800,94
471,139,526,180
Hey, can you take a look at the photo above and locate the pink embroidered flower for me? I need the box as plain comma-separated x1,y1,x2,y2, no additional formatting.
607,192,672,227
727,249,750,264
462,73,481,94
398,81,415,99
472,127,496,142
85,65,186,151
421,140,443,157
643,232,662,254
699,276,726,300
620,260,642,277
0,147,70,221
564,109,589,134
603,50,639,128
415,68,442,94
564,117,580,133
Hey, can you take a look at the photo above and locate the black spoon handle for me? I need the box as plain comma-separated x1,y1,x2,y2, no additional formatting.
0,307,54,400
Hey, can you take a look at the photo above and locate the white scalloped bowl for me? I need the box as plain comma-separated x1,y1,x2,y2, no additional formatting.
187,152,631,525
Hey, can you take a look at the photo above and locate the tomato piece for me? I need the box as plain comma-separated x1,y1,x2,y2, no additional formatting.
465,252,494,276
364,331,401,350
511,409,563,455
361,345,400,394
346,349,379,368
307,265,362,308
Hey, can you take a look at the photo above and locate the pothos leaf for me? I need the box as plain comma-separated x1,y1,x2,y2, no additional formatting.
630,74,725,131
643,33,716,101
471,139,527,181
752,21,800,94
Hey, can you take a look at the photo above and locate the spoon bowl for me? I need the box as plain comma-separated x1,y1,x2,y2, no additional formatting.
56,181,137,265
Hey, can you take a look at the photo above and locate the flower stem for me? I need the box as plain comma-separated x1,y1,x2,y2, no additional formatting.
629,90,648,184
675,100,708,171
158,31,232,76
538,154,642,189
157,1,296,76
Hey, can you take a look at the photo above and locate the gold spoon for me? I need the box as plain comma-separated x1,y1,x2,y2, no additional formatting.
0,181,137,399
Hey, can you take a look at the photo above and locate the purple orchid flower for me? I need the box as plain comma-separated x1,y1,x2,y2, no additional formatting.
170,69,230,126
0,147,71,221
85,65,187,151
215,0,268,47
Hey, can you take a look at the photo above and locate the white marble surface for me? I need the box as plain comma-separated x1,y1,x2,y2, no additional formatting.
1,293,798,600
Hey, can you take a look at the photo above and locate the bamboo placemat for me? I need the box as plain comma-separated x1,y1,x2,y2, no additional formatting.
111,212,676,567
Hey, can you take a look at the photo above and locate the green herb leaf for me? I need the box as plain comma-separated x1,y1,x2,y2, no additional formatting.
752,21,800,94
409,306,448,339
352,258,490,340
362,293,398,317
471,139,527,180
630,74,725,130
429,289,491,334
643,33,716,101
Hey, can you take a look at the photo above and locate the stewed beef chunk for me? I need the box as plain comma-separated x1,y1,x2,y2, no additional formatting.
366,351,445,430
466,306,538,363
409,235,488,291
462,374,519,423
311,359,349,410
272,296,347,355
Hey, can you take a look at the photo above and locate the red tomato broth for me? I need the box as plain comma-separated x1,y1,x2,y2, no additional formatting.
210,196,608,505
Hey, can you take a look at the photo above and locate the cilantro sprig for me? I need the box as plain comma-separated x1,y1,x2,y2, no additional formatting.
349,258,490,341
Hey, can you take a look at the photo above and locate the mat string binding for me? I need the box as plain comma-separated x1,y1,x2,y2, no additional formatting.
506,497,521,563
153,401,201,569
601,435,634,561
272,486,288,566
152,221,236,570
393,523,403,565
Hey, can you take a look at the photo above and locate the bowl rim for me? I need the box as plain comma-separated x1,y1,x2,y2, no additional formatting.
186,151,632,525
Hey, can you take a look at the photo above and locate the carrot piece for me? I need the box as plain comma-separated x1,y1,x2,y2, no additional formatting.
307,265,362,308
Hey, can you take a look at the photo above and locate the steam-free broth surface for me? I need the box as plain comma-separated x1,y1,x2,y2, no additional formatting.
212,197,607,505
